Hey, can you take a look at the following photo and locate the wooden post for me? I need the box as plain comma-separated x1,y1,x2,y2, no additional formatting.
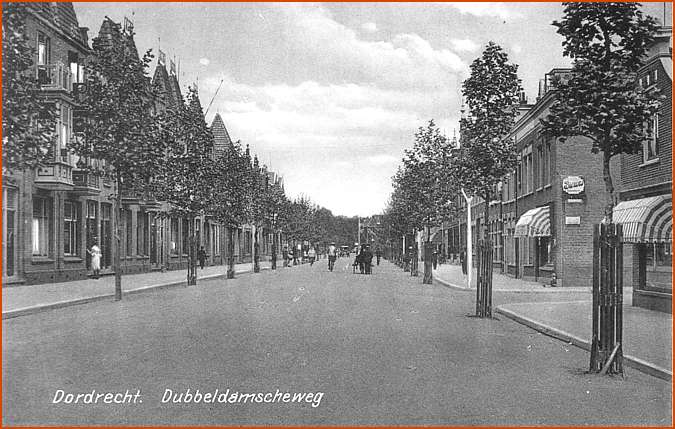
615,224,624,374
590,226,600,372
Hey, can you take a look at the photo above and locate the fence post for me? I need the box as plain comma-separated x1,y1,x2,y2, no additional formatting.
590,226,600,372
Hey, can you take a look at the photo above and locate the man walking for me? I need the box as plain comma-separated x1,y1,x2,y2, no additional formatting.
327,242,337,271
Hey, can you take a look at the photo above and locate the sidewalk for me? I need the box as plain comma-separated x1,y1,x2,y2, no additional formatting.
434,263,672,380
434,263,590,293
2,261,272,319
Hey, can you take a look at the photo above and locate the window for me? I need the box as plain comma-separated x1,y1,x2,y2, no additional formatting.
59,104,72,161
643,115,659,163
546,141,552,185
642,243,672,292
3,188,18,277
68,51,84,84
101,204,112,268
32,197,51,257
182,219,189,255
213,225,221,256
85,201,97,268
125,209,133,257
170,218,179,255
137,211,148,256
536,145,544,189
64,201,80,256
37,32,50,65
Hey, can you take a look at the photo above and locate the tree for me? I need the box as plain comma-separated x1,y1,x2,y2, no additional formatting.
2,3,56,173
158,86,216,285
73,18,163,300
390,120,457,282
211,141,251,278
540,2,661,221
460,42,522,238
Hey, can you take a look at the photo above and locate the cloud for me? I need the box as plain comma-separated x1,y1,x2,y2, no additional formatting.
450,38,480,53
511,44,523,54
368,154,399,166
272,4,468,89
448,2,522,20
361,22,377,33
199,58,210,66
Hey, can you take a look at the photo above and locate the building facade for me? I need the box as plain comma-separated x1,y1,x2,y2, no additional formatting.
616,27,672,313
2,5,278,287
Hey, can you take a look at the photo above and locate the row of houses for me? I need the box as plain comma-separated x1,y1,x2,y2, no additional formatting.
2,3,282,286
429,27,672,313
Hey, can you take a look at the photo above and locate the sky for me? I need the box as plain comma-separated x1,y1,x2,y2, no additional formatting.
74,2,672,217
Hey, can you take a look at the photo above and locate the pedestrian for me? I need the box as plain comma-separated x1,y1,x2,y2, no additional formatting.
283,246,289,268
197,246,206,269
460,249,467,275
376,248,382,266
327,242,337,271
432,250,438,270
308,246,316,266
87,240,102,279
363,245,374,274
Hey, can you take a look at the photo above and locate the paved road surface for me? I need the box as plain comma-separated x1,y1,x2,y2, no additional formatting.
3,259,671,425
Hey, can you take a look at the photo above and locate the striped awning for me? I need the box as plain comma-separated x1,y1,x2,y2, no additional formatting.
514,206,550,237
613,195,672,243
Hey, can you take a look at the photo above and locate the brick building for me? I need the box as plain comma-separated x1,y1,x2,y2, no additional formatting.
2,5,277,287
615,26,672,313
3,3,93,285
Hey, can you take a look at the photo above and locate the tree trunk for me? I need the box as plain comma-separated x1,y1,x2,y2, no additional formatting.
423,222,432,284
271,227,277,270
227,227,235,279
114,174,123,301
254,225,260,273
602,151,615,224
187,216,197,285
484,189,491,240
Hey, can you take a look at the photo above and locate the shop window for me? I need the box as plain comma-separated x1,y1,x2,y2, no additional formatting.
64,201,81,257
32,197,52,257
643,115,659,163
538,237,552,266
641,243,672,292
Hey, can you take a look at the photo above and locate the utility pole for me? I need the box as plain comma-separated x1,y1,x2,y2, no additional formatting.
461,188,473,289
357,217,361,247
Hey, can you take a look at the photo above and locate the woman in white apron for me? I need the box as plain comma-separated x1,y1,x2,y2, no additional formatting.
88,241,102,279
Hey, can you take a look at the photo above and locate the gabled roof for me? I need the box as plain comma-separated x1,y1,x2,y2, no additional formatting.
29,2,89,48
211,113,235,156
152,63,183,109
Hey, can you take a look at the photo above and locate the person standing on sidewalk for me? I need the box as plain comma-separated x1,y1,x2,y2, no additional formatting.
87,241,102,279
308,246,316,266
460,249,467,275
197,246,207,270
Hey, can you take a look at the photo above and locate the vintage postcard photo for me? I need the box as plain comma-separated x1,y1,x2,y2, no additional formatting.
2,2,672,426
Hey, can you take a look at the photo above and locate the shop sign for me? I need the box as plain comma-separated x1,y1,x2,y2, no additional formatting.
562,176,585,195
565,216,581,225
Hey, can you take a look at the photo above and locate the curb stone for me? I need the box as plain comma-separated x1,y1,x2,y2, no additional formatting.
2,266,270,320
496,305,672,382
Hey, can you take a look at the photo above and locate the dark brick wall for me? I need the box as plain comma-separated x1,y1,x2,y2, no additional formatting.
621,59,672,194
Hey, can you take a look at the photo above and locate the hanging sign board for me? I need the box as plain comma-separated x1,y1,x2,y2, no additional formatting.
562,176,585,195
